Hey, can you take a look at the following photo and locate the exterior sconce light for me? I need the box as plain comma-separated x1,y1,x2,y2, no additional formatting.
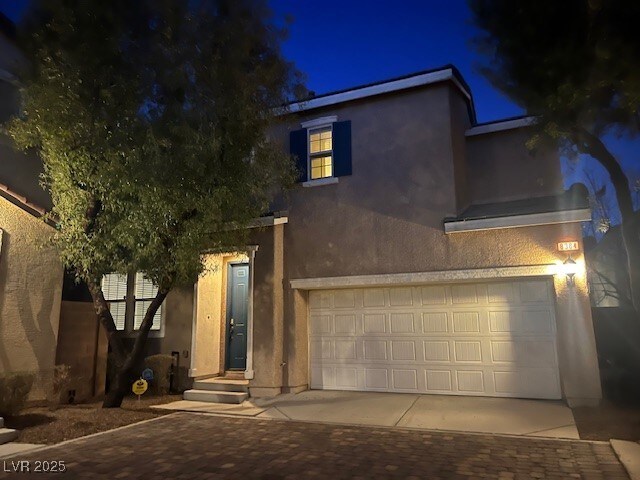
557,240,580,286
562,255,578,286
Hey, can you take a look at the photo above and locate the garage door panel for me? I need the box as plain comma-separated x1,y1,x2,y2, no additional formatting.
452,311,481,333
309,280,561,399
451,284,480,304
422,312,449,333
490,339,557,367
421,286,448,305
426,370,453,391
487,282,516,303
363,313,386,333
334,314,356,333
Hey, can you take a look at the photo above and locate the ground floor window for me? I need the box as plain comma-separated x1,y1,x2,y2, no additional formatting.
101,272,163,335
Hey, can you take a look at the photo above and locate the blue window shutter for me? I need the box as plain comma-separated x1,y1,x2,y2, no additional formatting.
289,128,308,182
332,121,352,177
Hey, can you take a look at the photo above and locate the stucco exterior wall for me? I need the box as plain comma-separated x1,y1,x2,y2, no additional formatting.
0,196,63,401
263,84,600,404
160,287,193,387
248,226,285,396
56,301,107,403
191,252,248,378
166,82,600,405
466,128,563,204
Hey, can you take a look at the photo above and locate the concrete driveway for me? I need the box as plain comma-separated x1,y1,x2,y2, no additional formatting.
251,390,579,439
156,390,579,439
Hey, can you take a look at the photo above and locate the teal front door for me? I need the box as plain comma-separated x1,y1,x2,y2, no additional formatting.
226,263,249,370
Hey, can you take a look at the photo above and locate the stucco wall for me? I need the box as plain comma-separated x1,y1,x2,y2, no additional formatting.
248,226,284,396
466,128,563,204
263,85,599,403
191,252,248,378
0,196,63,401
56,301,107,403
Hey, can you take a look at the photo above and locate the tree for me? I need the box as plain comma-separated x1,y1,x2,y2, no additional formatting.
8,0,302,407
469,0,640,312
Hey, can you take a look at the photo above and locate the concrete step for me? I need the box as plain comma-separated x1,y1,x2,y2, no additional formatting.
183,389,248,404
193,378,249,393
0,428,18,445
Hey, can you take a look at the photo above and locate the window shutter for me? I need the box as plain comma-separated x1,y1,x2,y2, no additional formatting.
332,120,352,177
289,128,308,182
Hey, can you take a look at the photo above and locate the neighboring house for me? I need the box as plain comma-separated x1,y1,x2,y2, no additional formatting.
0,16,601,408
0,17,63,402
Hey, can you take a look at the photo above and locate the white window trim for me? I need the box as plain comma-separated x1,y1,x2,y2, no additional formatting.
302,177,339,188
307,123,334,182
301,115,338,129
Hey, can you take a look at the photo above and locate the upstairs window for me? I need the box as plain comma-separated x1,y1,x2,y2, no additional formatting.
102,272,163,335
309,126,333,180
290,119,352,184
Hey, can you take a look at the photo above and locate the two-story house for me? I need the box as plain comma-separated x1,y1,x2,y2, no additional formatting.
173,66,601,407
0,26,601,408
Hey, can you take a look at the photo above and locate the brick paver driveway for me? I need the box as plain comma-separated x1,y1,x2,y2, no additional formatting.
0,412,629,479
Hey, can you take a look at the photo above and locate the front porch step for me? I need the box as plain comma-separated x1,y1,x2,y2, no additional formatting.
193,378,249,393
0,428,18,445
183,389,248,404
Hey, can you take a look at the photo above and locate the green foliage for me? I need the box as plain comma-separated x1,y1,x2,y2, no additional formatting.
469,0,640,143
0,372,35,417
8,0,301,289
143,354,174,395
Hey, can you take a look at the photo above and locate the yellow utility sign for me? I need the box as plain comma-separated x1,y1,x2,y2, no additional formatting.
132,379,148,396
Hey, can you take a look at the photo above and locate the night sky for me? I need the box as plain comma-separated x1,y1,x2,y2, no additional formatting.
1,0,638,220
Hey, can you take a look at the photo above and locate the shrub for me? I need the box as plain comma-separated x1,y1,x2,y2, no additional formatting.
143,354,174,395
48,365,72,409
0,372,35,417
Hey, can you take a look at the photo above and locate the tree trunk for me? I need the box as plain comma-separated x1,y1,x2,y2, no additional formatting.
101,286,169,408
575,129,640,313
87,276,170,408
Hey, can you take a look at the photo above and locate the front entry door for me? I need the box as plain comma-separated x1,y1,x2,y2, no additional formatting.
226,263,249,370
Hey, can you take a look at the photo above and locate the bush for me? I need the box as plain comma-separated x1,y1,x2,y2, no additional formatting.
0,372,35,417
143,354,174,395
48,365,72,409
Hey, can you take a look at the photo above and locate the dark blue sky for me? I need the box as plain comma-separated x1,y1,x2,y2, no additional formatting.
1,0,638,217
270,0,521,123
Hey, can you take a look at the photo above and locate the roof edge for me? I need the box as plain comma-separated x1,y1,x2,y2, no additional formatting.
0,182,50,219
465,117,537,137
281,65,475,120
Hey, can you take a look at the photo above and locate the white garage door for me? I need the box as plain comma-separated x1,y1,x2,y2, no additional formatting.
309,279,561,399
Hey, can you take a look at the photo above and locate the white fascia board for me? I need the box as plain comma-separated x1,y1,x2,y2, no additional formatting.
246,215,289,228
290,264,557,290
286,69,470,114
465,117,537,137
444,208,591,234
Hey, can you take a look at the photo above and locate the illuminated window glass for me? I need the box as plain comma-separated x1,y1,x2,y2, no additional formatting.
101,272,163,334
308,126,332,179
